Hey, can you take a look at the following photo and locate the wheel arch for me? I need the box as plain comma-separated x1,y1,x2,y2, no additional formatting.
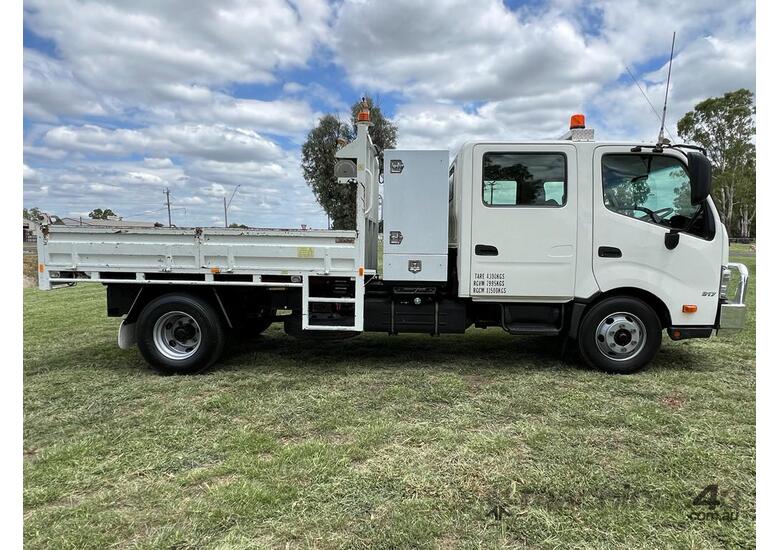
570,287,672,337
598,287,672,328
108,284,233,327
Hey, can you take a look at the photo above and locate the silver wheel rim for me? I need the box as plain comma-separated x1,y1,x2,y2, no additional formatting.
152,311,202,361
594,311,646,362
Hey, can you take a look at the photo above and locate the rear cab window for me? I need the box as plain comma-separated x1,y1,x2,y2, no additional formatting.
482,152,567,207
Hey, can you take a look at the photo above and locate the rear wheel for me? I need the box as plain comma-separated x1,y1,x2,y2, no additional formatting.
136,293,226,374
577,296,661,374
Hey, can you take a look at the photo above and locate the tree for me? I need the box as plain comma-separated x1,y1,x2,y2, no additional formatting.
614,177,651,212
677,89,756,237
301,97,398,229
88,208,117,220
23,207,41,221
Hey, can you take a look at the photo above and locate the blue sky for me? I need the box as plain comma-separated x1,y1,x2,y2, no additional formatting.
23,0,755,228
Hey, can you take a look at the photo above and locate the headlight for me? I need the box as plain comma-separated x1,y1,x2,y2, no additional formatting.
720,265,732,300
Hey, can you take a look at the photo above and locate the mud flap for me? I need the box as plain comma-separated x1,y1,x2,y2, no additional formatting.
118,320,137,350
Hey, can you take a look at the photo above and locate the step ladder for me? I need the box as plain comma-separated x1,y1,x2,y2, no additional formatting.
301,273,369,332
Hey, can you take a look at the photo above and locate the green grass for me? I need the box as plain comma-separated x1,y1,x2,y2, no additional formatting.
24,253,755,549
729,243,756,256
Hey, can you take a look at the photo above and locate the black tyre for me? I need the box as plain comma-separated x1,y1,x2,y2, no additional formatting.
577,296,662,374
136,293,227,375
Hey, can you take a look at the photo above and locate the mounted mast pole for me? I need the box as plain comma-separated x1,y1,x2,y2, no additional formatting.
657,31,676,146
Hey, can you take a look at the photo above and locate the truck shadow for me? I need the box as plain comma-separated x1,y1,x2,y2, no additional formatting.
220,329,708,375
24,329,707,377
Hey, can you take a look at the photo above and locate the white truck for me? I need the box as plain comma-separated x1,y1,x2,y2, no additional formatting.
35,107,749,374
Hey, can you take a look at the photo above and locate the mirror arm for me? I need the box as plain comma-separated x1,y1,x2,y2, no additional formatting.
684,204,704,232
665,204,704,251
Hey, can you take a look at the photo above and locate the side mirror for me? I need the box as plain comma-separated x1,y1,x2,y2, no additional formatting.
686,151,712,205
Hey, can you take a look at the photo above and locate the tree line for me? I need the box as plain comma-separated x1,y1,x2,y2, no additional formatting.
676,88,755,238
23,207,118,221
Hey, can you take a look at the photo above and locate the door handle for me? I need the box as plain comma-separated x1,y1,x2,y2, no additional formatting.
598,246,622,258
475,244,499,256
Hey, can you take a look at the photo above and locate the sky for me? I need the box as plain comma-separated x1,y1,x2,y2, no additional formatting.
22,0,755,229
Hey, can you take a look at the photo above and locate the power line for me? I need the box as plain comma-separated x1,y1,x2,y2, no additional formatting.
625,65,662,123
624,63,677,145
224,184,240,227
123,206,167,218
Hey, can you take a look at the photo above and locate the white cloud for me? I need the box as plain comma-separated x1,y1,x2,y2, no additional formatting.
201,183,227,197
332,0,620,102
24,0,330,100
23,144,68,160
23,164,41,189
176,96,321,136
652,35,756,110
178,196,205,205
591,35,757,142
395,88,593,152
22,0,755,229
334,0,755,151
23,48,116,121
592,0,755,66
143,157,175,169
282,82,349,111
42,123,284,163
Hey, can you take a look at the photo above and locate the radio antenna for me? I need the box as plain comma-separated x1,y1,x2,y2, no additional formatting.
657,31,676,146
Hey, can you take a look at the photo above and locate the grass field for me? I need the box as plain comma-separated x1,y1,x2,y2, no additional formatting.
24,252,755,549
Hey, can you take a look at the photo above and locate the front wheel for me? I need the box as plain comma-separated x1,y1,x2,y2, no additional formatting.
136,293,227,374
577,296,662,374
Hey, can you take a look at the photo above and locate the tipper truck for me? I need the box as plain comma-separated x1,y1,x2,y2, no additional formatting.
35,106,749,374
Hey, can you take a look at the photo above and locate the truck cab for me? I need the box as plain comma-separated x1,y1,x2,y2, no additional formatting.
451,137,724,320
368,115,747,372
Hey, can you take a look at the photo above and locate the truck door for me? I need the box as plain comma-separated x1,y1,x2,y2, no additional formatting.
469,143,578,300
592,146,722,326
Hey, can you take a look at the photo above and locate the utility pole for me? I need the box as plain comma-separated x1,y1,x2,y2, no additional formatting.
224,184,240,228
164,187,172,227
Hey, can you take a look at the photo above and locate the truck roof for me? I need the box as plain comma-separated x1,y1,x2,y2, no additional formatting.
453,139,697,160
457,139,662,149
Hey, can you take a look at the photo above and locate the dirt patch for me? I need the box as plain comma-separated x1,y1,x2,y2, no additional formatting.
660,394,686,410
24,447,40,460
23,253,38,288
462,373,490,389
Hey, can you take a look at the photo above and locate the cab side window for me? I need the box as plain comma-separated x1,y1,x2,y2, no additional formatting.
601,153,714,239
482,152,566,207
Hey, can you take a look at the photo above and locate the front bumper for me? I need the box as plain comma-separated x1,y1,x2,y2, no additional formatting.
717,262,749,335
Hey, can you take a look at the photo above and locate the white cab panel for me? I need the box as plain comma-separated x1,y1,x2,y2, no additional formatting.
592,146,723,325
469,143,578,300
